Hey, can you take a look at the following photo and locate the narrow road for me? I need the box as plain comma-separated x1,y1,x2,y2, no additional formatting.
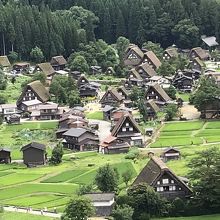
3,206,61,218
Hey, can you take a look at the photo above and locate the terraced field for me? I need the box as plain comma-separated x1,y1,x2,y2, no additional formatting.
151,121,220,148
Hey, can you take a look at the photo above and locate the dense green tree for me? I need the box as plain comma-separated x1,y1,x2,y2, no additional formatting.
49,142,64,165
122,170,133,187
95,164,119,192
30,46,44,63
164,86,176,100
142,41,163,60
188,147,220,211
0,68,7,90
8,51,18,63
158,62,176,77
68,90,81,108
127,183,168,219
0,94,7,104
112,204,134,220
61,197,94,220
172,19,200,48
164,104,179,121
69,55,89,73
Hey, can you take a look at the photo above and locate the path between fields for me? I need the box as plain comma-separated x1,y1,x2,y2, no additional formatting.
3,206,61,218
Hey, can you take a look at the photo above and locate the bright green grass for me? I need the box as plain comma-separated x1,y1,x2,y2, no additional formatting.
85,111,103,120
151,137,202,148
154,214,220,220
4,194,63,207
206,121,220,129
162,121,204,131
177,93,190,102
0,173,44,187
41,169,88,183
0,172,12,177
0,212,57,220
0,183,78,200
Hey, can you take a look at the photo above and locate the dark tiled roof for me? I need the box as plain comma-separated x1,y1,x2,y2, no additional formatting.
85,193,115,202
202,36,219,47
63,128,87,137
163,147,180,154
21,142,46,151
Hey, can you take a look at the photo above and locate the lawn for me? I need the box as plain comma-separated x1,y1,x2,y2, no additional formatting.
85,111,103,120
155,214,220,220
0,212,57,220
177,92,190,102
151,121,220,147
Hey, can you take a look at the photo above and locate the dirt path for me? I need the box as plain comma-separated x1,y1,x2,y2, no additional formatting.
180,103,200,120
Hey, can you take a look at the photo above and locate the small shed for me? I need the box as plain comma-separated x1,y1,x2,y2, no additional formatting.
6,114,21,124
13,62,30,73
145,128,154,136
0,148,11,164
161,147,180,162
21,142,47,167
85,193,115,216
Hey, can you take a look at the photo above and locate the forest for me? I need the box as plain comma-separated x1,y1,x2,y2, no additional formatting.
0,0,220,60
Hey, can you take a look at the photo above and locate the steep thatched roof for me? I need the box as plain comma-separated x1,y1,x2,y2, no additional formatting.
50,56,67,66
0,56,11,67
35,63,55,76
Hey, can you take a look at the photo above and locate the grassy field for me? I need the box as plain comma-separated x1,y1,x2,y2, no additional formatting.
85,111,103,120
0,152,141,212
151,121,220,148
0,212,57,220
155,214,220,220
0,121,58,159
177,92,190,102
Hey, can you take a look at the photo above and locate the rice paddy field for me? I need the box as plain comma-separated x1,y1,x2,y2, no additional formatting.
0,152,140,213
151,121,220,148
155,214,220,220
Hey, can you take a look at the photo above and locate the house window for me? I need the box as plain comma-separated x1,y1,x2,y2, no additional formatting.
171,180,174,184
108,93,111,97
126,123,129,127
157,187,164,192
169,186,176,191
162,179,169,184
152,91,154,94
128,53,137,59
156,96,158,99
157,181,160,185
122,127,126,132
82,79,85,82
129,127,133,131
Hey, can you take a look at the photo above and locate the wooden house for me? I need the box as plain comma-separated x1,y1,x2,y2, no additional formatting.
111,114,142,146
190,57,206,73
99,135,130,154
161,147,181,162
34,63,55,79
111,108,132,125
79,84,98,97
62,128,99,151
163,48,178,60
122,79,133,91
21,142,47,167
145,100,160,120
77,75,89,87
90,65,102,74
6,114,21,124
172,72,194,92
69,71,81,80
17,80,50,109
124,44,144,67
0,56,11,69
31,103,63,120
149,76,171,89
189,47,210,61
50,56,67,70
133,156,192,200
102,105,115,121
85,193,115,217
100,88,123,107
127,69,143,87
143,51,162,70
145,83,172,107
0,148,11,164
117,86,129,100
135,62,157,81
20,99,42,112
106,67,115,75
0,104,19,116
200,97,220,119
13,62,30,73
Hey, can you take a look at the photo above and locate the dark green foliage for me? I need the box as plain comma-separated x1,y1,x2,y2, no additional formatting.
164,86,176,100
127,183,169,219
0,116,3,125
30,46,44,63
77,184,94,196
164,104,179,121
61,197,94,220
188,147,220,211
68,55,89,73
0,94,7,104
158,62,176,77
122,169,133,187
8,51,18,63
95,164,119,192
125,147,140,160
49,142,64,165
0,68,7,90
191,77,220,114
112,204,134,220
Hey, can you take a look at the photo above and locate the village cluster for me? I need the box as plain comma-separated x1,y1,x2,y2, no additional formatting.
0,35,220,217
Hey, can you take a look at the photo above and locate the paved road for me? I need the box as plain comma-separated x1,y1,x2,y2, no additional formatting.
3,206,61,218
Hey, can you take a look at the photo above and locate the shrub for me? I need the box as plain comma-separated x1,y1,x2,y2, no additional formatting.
125,148,140,160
